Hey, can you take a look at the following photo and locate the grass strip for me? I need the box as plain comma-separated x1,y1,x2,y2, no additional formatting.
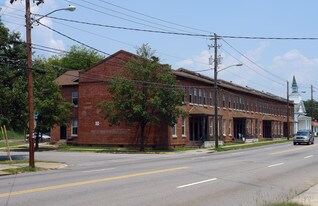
214,139,290,152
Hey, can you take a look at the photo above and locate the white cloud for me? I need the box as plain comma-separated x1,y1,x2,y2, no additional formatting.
175,50,210,71
3,0,67,56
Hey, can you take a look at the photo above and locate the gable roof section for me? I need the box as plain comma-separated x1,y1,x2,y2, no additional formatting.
54,70,79,86
82,50,137,73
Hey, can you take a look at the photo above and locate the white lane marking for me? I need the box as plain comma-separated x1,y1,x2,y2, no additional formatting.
231,152,244,155
83,168,115,173
177,178,217,189
268,163,284,168
191,157,207,160
304,155,313,159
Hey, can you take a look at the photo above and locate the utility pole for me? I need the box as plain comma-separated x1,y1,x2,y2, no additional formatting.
11,0,44,168
213,33,219,148
286,81,290,140
311,84,314,131
26,0,35,168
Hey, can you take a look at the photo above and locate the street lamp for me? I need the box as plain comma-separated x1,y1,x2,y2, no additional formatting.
209,56,242,148
25,1,76,167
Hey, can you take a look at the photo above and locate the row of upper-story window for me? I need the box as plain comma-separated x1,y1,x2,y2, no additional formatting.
70,89,292,117
182,87,291,116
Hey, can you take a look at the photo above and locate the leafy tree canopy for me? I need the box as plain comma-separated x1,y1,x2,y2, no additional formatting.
99,44,187,151
47,45,104,72
303,100,318,120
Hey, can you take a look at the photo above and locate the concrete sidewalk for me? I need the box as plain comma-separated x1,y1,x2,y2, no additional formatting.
292,185,318,206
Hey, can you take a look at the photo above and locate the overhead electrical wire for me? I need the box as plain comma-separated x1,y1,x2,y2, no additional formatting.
95,0,211,33
74,0,201,35
65,1,176,32
222,38,286,83
220,46,285,87
36,15,210,37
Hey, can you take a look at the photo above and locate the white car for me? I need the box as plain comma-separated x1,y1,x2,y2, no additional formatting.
26,133,51,142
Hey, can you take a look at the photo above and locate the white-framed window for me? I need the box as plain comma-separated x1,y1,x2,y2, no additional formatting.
72,91,78,107
181,118,186,137
222,119,226,135
182,87,186,103
198,89,202,104
172,124,177,137
203,90,206,105
210,119,214,136
222,94,226,108
71,119,78,136
229,120,232,135
189,87,193,103
194,88,197,104
209,91,212,106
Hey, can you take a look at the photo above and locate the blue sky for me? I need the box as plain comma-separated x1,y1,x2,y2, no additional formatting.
1,0,318,100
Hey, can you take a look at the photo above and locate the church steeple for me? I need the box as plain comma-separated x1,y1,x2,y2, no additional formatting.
292,75,298,93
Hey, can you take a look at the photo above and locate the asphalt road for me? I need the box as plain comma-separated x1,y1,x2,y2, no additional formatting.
0,142,317,206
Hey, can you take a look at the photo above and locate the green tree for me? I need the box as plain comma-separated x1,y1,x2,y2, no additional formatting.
32,59,74,149
99,44,187,151
303,100,318,120
47,45,104,72
0,19,28,131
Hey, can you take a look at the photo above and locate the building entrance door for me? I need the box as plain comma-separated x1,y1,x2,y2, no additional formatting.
233,118,246,140
189,116,208,142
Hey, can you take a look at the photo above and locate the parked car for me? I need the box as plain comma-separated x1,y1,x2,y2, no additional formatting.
293,130,314,145
25,133,51,142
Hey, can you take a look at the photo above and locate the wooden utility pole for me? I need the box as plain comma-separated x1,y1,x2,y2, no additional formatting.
287,81,290,140
26,0,35,168
213,33,219,148
311,85,314,131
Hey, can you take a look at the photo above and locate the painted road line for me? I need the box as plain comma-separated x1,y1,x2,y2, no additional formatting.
270,144,317,155
304,155,314,159
83,168,115,173
0,167,188,198
177,178,217,189
268,163,284,168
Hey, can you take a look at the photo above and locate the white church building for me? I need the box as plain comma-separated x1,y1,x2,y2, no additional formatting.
289,76,312,133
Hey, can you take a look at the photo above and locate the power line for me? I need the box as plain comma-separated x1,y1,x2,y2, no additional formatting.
221,35,318,40
75,0,201,35
96,0,211,33
222,38,286,82
66,1,175,32
37,21,113,57
220,46,285,87
36,15,210,38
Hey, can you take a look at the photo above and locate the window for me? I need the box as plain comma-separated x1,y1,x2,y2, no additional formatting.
72,91,78,107
222,119,226,135
172,124,177,137
210,119,214,136
222,94,226,108
182,118,186,137
71,119,78,136
229,120,232,135
209,91,212,106
182,87,186,103
194,88,197,104
228,95,231,109
203,90,206,105
189,87,193,103
198,89,202,104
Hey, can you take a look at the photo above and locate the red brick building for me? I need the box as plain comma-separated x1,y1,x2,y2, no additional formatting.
51,50,294,148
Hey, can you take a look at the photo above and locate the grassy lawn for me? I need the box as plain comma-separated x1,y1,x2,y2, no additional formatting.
214,139,290,152
265,203,305,206
3,166,42,174
57,145,180,153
